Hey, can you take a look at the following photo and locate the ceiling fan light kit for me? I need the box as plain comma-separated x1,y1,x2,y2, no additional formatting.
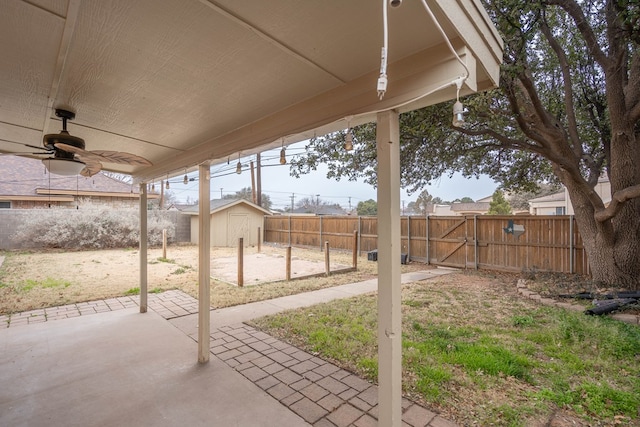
42,158,87,176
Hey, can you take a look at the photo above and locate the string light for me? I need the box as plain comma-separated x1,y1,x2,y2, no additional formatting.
165,179,170,190
279,139,286,165
344,129,353,151
343,117,354,151
452,77,465,126
236,153,242,174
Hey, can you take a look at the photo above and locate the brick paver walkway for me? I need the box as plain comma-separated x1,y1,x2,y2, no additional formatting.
212,323,456,427
1,289,458,426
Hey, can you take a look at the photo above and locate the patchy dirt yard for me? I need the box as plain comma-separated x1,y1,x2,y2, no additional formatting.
211,252,350,285
0,244,413,314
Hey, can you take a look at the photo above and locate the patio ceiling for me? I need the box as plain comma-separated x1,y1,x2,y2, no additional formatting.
0,0,502,182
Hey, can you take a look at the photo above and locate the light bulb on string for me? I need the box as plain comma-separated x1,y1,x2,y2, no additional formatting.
452,77,465,126
236,153,242,174
344,129,353,151
344,116,354,151
279,139,286,165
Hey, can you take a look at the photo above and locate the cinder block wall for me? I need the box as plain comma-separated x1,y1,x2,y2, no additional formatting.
0,210,37,250
167,210,191,243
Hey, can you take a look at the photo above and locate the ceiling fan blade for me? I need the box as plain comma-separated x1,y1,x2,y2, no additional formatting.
24,143,50,152
80,158,103,177
0,152,50,156
54,143,152,166
86,150,152,166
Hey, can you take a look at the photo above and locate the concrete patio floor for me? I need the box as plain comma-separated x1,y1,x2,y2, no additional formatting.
0,269,458,427
0,307,309,427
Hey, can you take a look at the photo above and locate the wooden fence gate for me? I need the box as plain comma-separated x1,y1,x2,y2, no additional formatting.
264,215,590,275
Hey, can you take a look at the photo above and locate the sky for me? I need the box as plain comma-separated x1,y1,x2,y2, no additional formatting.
167,142,497,210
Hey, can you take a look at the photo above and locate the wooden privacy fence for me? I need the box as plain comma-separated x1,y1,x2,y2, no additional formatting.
264,215,590,275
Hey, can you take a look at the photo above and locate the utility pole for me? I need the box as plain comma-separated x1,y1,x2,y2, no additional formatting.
256,153,262,207
348,196,352,212
220,188,223,199
290,193,295,212
250,160,257,204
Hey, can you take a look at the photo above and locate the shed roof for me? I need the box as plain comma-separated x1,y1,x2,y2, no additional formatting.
181,198,271,216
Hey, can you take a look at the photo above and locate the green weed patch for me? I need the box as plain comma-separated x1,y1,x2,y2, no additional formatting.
252,274,640,426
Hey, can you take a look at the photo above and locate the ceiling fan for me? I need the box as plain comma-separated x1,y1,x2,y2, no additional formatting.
21,108,152,176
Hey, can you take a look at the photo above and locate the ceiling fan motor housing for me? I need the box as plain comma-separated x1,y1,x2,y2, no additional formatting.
43,108,86,154
43,131,86,154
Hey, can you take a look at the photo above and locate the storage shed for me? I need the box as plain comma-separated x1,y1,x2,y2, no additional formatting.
182,199,270,247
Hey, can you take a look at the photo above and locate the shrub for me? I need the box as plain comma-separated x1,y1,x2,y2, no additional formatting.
12,203,175,249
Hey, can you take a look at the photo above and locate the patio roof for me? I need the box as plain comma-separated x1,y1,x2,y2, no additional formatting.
0,0,501,181
1,2,502,425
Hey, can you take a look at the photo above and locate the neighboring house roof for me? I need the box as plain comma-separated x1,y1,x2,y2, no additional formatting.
528,191,565,203
181,198,271,215
450,202,490,214
290,205,346,215
316,205,347,215
0,155,152,201
476,195,493,203
290,206,315,214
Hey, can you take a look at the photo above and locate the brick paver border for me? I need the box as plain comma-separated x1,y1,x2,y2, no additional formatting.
0,289,199,327
212,323,457,427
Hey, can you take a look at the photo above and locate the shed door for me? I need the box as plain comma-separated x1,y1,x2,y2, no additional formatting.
228,213,249,246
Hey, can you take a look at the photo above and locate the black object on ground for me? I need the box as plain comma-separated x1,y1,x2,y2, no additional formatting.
585,298,638,315
367,250,409,264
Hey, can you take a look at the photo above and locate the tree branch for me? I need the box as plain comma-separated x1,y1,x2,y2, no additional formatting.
454,126,545,154
539,9,584,159
517,69,561,132
594,184,640,222
502,78,549,145
544,0,611,69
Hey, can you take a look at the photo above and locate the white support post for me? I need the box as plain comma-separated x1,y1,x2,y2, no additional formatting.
198,164,211,363
139,183,148,313
376,110,402,426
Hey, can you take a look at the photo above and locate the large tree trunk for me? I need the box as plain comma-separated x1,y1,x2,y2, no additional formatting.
565,178,640,290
